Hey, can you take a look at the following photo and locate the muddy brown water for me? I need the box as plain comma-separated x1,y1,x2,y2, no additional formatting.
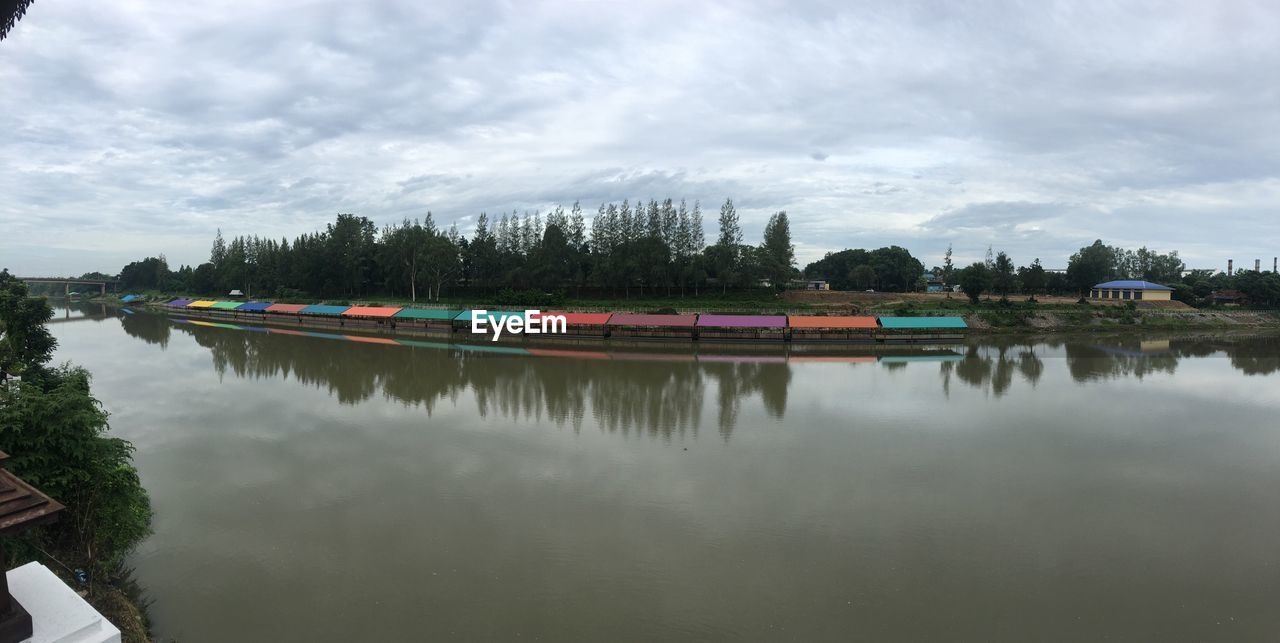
47,306,1280,641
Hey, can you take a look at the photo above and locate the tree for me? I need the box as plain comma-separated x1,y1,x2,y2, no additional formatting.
713,198,743,291
850,264,877,290
1019,259,1047,295
380,219,432,301
0,270,57,381
759,211,795,290
958,262,993,304
992,251,1015,300
1067,240,1115,297
942,244,955,286
0,273,152,579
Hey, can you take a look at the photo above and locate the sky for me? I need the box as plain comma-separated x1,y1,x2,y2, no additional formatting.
3,0,1279,277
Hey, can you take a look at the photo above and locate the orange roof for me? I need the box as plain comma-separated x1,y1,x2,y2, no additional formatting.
535,311,612,325
342,306,402,318
788,315,878,329
343,335,400,345
266,303,308,314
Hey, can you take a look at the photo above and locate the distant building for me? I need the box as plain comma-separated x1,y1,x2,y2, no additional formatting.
1090,280,1173,301
791,279,830,291
1206,289,1247,306
924,273,946,293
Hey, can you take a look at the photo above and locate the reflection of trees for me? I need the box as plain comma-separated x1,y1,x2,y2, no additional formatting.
1064,342,1179,382
941,344,1034,398
165,322,793,441
119,312,171,348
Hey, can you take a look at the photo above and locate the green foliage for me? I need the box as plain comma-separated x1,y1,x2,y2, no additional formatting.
958,262,993,304
0,271,152,577
0,271,57,379
759,211,795,290
803,246,924,292
0,367,152,575
491,288,565,308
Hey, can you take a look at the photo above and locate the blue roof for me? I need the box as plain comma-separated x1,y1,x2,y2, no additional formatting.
1094,280,1172,290
236,302,273,312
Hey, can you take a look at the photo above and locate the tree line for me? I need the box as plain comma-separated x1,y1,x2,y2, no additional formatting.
114,198,799,301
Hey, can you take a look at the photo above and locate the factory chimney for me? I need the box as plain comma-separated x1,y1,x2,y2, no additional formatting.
1274,257,1277,273
1227,259,1233,276
1257,259,1262,273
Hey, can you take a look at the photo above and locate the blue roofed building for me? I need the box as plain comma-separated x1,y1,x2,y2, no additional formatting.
1090,280,1173,302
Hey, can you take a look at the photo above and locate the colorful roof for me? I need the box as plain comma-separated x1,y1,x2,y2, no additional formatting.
535,311,613,325
300,304,351,315
788,315,878,329
265,303,308,314
607,313,698,328
1094,280,1173,290
237,302,273,312
878,316,968,329
457,310,527,322
209,301,242,310
187,300,218,308
393,308,463,320
696,314,786,328
166,299,193,307
342,306,402,318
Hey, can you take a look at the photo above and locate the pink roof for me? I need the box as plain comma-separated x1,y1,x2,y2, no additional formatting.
535,311,613,325
342,306,402,318
607,313,698,328
696,314,786,328
788,315,879,329
266,303,308,313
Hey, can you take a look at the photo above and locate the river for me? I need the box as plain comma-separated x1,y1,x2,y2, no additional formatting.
47,304,1280,641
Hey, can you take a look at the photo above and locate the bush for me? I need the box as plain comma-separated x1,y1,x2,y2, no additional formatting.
1,367,152,577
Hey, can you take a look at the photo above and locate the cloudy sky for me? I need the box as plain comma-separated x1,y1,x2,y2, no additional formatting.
3,0,1278,276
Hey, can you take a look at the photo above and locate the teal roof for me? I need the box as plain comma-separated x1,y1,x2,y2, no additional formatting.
457,310,526,322
393,308,464,320
878,316,968,329
299,304,351,315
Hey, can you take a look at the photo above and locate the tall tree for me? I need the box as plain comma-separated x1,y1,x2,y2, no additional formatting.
993,251,1015,300
942,244,955,286
760,211,795,290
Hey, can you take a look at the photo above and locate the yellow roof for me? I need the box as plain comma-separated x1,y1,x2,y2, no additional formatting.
187,300,218,308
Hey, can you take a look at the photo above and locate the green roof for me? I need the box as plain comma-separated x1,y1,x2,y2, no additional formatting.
209,301,243,310
878,316,968,329
457,310,526,322
393,308,464,320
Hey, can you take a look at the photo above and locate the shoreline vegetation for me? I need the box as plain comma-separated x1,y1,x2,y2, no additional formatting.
0,272,154,643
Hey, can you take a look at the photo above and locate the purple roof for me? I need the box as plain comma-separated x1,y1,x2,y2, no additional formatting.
696,314,787,328
167,299,194,307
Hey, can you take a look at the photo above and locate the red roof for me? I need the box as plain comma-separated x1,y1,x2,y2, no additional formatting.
266,303,307,314
788,315,879,329
535,311,613,325
342,306,402,318
607,313,697,328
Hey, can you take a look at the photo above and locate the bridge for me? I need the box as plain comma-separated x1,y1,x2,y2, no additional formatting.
18,277,118,296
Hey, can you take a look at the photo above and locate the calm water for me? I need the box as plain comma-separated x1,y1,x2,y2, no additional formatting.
48,305,1280,642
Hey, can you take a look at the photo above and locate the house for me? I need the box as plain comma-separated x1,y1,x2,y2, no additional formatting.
1089,280,1173,301
790,279,831,291
1206,289,1247,306
924,273,946,293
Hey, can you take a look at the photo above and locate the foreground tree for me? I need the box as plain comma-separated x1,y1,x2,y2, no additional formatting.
0,271,152,582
